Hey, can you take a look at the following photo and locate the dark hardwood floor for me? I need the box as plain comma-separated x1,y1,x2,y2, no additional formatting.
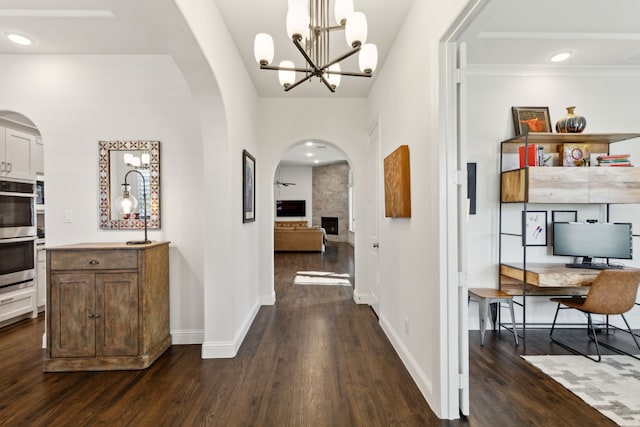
0,242,637,426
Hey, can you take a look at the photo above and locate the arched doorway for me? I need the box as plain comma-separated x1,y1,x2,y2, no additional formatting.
272,140,356,298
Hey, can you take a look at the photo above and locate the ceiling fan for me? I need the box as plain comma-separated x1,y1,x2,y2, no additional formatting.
275,179,296,187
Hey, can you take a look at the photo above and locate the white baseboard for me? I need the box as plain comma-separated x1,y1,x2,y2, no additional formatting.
261,291,276,305
201,299,261,358
379,314,434,406
353,290,374,305
170,329,204,345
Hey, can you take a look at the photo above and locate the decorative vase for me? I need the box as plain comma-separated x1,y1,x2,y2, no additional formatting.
555,106,587,133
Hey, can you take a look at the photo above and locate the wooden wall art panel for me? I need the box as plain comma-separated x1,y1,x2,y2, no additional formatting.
383,145,411,218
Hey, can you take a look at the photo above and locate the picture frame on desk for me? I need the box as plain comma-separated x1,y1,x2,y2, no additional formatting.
552,210,577,223
511,106,552,135
522,210,547,246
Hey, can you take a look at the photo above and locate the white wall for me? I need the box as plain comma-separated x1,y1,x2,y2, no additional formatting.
466,66,640,328
367,0,470,419
173,0,261,357
274,165,313,223
0,54,204,340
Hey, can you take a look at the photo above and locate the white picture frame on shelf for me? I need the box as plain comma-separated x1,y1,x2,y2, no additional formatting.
522,210,547,246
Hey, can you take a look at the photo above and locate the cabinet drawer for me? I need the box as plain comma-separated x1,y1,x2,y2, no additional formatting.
590,167,640,203
50,250,137,271
0,288,35,323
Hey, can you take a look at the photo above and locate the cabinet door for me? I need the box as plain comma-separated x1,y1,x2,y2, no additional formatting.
50,273,96,358
36,252,46,309
32,136,44,175
4,129,33,180
95,272,139,356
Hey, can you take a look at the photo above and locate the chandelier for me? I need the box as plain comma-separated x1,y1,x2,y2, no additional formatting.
253,0,378,92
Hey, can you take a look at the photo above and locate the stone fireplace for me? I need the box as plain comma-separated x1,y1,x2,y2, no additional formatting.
321,216,339,235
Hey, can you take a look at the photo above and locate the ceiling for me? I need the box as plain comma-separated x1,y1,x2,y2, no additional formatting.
460,0,640,68
2,0,640,165
278,141,347,166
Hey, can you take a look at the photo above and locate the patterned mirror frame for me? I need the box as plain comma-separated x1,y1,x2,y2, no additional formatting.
98,140,161,230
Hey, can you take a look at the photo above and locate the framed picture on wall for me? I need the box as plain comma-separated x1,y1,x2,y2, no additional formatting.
243,149,256,223
522,210,547,246
511,106,552,136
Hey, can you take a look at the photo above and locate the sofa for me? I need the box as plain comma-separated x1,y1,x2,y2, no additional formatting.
274,221,325,252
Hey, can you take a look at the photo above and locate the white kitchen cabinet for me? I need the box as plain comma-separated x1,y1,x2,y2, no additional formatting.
0,287,37,324
1,127,35,180
32,136,44,175
36,245,46,311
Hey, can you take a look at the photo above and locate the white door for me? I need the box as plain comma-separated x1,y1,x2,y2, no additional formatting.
456,43,470,416
367,123,381,315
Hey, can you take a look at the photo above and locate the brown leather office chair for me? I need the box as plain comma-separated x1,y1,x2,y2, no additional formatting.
549,270,640,362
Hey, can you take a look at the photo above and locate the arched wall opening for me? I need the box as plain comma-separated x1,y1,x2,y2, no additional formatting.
256,97,371,308
269,139,358,298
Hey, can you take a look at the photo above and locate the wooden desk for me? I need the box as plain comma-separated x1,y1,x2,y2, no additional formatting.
500,263,599,296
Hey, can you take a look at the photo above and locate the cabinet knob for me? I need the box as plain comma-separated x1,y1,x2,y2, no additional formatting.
89,259,100,265
88,313,101,319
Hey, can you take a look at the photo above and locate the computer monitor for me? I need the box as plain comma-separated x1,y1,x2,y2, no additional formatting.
552,222,633,264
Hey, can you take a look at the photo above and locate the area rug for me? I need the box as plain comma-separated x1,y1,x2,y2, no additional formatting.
522,355,640,426
293,271,351,286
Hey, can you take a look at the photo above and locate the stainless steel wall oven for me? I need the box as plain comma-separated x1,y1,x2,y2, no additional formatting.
0,179,36,293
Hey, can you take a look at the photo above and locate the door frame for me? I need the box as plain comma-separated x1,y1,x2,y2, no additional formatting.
439,0,488,418
367,121,381,315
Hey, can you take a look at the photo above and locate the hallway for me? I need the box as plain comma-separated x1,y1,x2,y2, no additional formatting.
0,242,440,426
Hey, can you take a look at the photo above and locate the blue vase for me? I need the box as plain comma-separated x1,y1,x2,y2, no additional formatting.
555,106,586,133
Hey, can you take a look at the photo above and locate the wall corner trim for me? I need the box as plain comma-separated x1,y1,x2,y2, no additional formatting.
201,299,261,359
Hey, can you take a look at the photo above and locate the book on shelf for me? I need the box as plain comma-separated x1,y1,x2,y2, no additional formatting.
597,153,630,160
597,153,632,166
599,162,633,167
519,144,544,168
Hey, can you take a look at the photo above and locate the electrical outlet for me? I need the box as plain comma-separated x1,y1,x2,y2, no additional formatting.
64,210,73,223
404,318,410,335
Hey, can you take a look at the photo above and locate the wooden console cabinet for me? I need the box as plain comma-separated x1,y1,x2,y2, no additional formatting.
44,242,171,372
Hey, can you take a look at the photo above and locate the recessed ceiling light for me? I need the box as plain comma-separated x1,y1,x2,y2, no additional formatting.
550,51,572,63
6,32,33,46
306,152,313,157
314,160,320,164
305,141,314,146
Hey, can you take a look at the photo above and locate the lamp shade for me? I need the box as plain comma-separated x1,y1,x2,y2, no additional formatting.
334,0,353,25
116,184,138,216
254,33,274,65
345,11,367,48
359,43,378,73
326,63,341,88
278,60,296,87
288,0,307,8
286,3,309,40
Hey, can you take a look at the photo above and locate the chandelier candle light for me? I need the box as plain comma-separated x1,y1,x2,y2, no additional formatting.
253,0,378,92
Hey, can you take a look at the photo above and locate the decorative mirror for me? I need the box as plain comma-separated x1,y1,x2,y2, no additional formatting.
99,140,160,230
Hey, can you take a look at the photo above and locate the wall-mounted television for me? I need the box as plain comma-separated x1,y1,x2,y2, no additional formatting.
276,200,306,217
553,222,633,265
